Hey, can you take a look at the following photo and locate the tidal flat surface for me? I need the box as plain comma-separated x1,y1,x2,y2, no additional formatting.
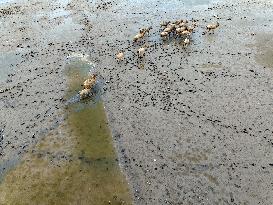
1,0,273,204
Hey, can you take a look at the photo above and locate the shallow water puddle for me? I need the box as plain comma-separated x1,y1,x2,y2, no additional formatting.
126,0,219,8
0,57,132,205
0,51,21,82
0,0,13,4
254,33,273,68
199,63,222,72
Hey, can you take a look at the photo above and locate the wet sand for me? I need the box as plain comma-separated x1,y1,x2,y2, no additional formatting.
1,0,273,204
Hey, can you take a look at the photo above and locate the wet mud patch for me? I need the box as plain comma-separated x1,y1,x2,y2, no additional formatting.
254,33,273,68
0,4,22,16
65,55,93,99
199,63,222,72
0,57,132,205
0,51,21,82
123,0,221,12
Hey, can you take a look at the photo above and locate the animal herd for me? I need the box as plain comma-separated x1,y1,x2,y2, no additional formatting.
116,19,220,61
79,19,220,99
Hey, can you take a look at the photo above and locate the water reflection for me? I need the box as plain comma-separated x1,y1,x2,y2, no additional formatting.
0,52,21,82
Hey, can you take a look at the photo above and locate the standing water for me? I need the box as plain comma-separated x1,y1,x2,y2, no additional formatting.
0,56,132,205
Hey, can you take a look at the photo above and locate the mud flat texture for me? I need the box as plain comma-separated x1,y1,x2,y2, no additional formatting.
1,0,273,204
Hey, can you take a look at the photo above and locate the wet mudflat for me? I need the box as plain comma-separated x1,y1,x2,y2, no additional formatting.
1,0,273,204
0,102,131,204
0,58,132,204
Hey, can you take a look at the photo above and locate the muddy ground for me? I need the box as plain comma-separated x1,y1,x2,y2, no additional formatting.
1,0,273,204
